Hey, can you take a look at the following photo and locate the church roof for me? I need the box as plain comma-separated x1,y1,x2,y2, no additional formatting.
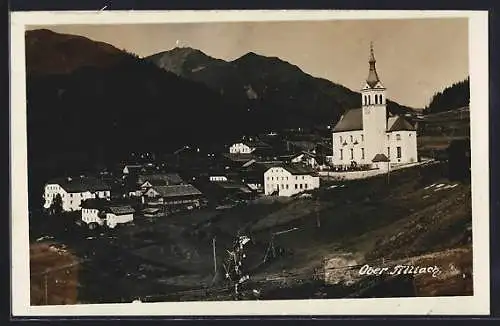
332,108,363,132
387,116,415,132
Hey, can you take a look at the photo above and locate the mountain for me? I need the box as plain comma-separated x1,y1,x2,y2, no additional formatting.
25,29,135,75
25,30,246,186
424,77,470,114
146,48,416,129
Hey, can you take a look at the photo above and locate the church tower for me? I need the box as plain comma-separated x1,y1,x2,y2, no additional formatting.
361,42,387,164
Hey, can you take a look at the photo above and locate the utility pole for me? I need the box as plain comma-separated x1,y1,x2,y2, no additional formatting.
212,237,217,275
387,160,391,185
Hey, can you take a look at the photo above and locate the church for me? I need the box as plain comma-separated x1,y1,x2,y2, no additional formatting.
331,43,418,169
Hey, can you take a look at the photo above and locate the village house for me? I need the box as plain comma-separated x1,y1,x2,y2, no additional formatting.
291,151,319,169
43,176,111,212
81,199,136,229
264,164,320,197
104,205,135,229
331,43,418,169
143,184,204,214
81,198,109,227
137,173,184,190
229,139,273,156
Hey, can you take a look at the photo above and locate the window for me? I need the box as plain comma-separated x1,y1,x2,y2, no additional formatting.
361,148,365,159
340,149,343,160
387,134,390,140
305,184,308,189
281,184,284,189
396,134,401,141
302,176,305,180
397,146,402,158
350,149,354,160
286,184,289,189
271,177,274,181
350,135,353,142
295,184,298,189
375,95,378,104
339,136,343,143
387,147,390,157
300,184,303,189
361,135,364,142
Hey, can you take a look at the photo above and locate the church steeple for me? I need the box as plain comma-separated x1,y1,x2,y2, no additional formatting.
366,42,382,89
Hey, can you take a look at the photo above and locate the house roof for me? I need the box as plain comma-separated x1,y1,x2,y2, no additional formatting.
287,140,317,151
47,176,111,193
333,108,363,132
107,205,135,215
292,151,317,159
264,163,316,175
372,153,390,162
138,173,183,186
387,116,415,132
151,184,202,198
223,153,257,162
81,198,110,209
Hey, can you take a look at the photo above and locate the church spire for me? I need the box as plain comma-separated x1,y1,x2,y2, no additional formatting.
366,42,381,88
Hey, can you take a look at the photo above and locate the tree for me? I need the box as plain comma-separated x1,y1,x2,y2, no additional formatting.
49,194,63,216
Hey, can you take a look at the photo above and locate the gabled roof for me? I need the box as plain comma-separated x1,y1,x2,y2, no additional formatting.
387,116,415,132
292,151,316,159
372,153,390,162
265,163,316,175
138,173,184,186
47,176,111,193
333,108,363,133
81,198,110,209
107,205,135,215
223,153,257,163
151,184,202,198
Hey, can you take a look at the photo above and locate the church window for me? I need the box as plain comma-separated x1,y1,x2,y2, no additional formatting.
379,94,383,104
397,146,402,158
396,134,401,141
350,135,353,142
361,148,365,159
340,149,343,160
350,149,354,160
375,95,378,104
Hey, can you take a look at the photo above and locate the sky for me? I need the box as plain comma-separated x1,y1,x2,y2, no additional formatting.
30,18,469,109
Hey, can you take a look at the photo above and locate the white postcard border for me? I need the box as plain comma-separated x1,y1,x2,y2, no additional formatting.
10,10,490,316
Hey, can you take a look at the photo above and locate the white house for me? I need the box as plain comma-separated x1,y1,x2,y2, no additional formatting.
229,140,272,155
264,164,320,197
43,176,111,212
291,152,318,169
81,199,109,226
331,43,417,169
229,142,255,154
105,205,135,229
